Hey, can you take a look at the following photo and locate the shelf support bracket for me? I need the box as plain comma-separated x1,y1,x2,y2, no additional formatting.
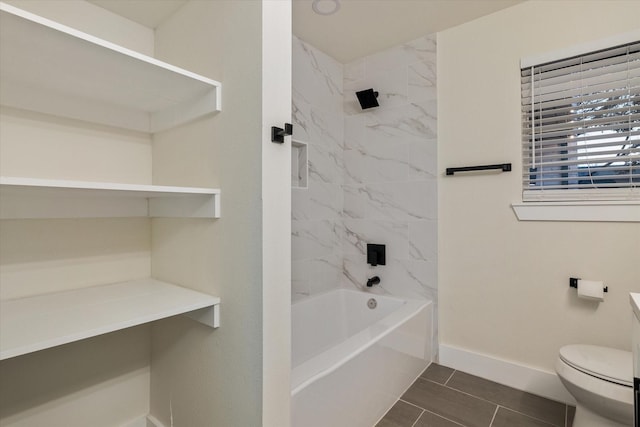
184,304,220,328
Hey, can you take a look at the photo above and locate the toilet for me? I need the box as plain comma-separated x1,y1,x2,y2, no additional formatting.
556,344,634,427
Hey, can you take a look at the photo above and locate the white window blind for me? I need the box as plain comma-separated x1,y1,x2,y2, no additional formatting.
521,41,640,202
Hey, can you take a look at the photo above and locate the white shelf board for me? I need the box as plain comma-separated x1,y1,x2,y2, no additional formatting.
0,176,221,218
0,278,221,361
0,2,221,133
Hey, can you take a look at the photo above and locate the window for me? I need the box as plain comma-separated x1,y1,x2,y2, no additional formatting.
521,41,639,202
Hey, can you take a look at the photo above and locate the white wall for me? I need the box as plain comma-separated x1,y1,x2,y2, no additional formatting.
149,1,291,426
149,0,262,424
439,0,640,379
0,327,150,426
261,2,292,424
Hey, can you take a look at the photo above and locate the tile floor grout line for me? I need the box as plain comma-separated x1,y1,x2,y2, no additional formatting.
504,407,560,427
438,367,570,407
399,397,467,427
423,378,563,427
421,408,468,427
444,369,456,385
488,405,499,427
424,378,502,406
399,398,428,412
409,409,425,427
496,405,562,427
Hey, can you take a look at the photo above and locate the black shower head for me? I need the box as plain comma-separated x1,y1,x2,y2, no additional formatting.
355,88,379,109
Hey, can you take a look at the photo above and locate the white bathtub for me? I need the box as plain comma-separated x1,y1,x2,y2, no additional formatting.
291,289,433,427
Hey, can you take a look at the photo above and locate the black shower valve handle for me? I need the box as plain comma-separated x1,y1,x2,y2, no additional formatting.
367,243,386,266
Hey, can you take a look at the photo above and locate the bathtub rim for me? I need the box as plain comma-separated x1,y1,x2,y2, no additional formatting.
291,288,432,395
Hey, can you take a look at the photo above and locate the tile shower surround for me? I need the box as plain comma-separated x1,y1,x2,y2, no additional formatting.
378,364,576,427
292,35,438,355
292,36,345,299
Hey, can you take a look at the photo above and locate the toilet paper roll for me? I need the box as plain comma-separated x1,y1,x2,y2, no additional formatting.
577,279,605,302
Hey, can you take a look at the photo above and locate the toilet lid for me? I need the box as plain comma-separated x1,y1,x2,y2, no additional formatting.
559,344,632,387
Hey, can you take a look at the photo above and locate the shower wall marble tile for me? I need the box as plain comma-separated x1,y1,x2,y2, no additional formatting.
342,34,439,358
292,37,345,300
292,34,438,357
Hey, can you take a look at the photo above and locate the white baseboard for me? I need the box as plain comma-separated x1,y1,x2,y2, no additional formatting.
439,344,576,405
120,415,166,427
146,415,167,427
119,417,147,427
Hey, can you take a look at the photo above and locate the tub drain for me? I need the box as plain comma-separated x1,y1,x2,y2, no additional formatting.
367,298,377,309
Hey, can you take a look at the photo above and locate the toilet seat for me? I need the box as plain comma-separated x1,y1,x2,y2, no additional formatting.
559,344,632,387
556,345,634,426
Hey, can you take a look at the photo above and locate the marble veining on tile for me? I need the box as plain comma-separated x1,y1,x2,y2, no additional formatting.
364,101,437,143
343,219,409,259
404,34,437,64
409,220,438,261
408,140,438,180
361,181,435,221
292,97,344,150
307,144,343,184
292,33,438,357
340,31,439,367
293,37,343,113
291,219,342,261
409,61,437,103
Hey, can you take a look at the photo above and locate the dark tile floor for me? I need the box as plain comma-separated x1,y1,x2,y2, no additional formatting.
377,363,575,427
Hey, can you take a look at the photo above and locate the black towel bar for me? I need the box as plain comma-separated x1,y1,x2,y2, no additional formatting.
446,163,512,176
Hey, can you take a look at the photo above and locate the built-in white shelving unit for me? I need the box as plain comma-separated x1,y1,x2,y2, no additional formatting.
0,2,221,133
0,176,221,218
0,0,223,373
0,2,223,218
0,278,221,361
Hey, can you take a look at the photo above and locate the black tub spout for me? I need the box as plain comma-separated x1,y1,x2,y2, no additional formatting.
366,276,381,287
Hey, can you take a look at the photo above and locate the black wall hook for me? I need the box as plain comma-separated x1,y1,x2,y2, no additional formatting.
271,123,293,143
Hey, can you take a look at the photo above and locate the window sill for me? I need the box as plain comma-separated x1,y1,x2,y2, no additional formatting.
511,202,640,222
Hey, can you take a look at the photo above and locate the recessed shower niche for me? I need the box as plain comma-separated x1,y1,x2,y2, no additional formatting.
291,139,308,189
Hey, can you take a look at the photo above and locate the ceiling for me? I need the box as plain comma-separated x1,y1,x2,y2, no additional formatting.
293,0,524,62
88,0,525,63
88,0,188,29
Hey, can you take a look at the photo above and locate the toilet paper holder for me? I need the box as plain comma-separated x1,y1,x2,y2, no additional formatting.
570,277,608,293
